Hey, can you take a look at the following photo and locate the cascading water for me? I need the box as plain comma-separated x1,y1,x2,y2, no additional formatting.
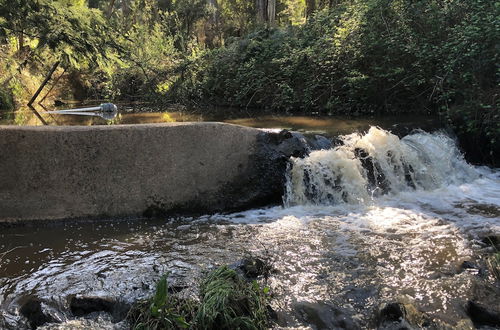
1,126,498,329
285,127,478,206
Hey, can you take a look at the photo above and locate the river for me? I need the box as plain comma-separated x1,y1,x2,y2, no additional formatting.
0,108,499,329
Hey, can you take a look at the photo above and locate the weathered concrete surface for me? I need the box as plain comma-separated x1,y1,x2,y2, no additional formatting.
0,123,310,223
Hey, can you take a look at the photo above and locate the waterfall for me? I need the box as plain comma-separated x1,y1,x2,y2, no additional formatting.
284,127,478,206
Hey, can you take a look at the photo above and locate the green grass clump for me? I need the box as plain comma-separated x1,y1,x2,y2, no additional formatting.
128,266,270,330
128,275,196,329
196,266,268,330
487,252,500,281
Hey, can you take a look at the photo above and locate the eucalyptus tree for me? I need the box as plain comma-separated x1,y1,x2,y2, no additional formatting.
0,0,119,103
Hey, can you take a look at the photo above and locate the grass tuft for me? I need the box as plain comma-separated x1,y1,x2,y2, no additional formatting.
128,266,270,329
196,265,268,330
128,275,197,330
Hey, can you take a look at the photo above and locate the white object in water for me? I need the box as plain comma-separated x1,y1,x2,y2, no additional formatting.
44,103,118,120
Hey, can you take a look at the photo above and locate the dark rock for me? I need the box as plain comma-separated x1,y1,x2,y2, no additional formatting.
466,300,500,328
482,235,500,250
303,134,333,151
19,297,58,329
293,301,359,330
377,301,433,329
69,296,130,323
233,257,272,280
379,302,405,323
354,148,389,194
167,284,190,294
53,100,66,107
275,131,310,158
461,261,478,270
222,129,312,210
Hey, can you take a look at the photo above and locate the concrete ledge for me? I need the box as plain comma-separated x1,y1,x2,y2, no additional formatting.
0,123,273,223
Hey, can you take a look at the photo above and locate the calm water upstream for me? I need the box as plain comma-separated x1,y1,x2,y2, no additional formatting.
0,108,498,329
0,103,440,137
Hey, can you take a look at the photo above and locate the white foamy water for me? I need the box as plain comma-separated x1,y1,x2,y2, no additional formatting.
219,128,500,326
284,127,479,206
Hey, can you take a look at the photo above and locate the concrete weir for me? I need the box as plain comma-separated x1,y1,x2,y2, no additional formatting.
0,123,310,223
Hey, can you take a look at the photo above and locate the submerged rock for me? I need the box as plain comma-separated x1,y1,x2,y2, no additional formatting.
377,300,434,330
232,256,273,280
466,301,500,328
69,296,129,323
293,301,359,330
19,297,59,329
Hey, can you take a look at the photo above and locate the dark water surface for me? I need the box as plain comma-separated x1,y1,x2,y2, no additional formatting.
0,103,441,137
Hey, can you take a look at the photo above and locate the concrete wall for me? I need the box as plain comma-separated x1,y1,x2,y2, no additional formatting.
0,123,269,223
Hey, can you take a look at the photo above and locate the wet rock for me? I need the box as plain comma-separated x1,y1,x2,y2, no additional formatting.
232,257,272,280
38,316,129,329
19,297,59,329
221,129,313,210
466,300,500,328
69,296,130,323
482,235,500,250
378,302,405,323
354,148,389,194
453,318,475,330
460,261,478,270
273,131,310,158
293,301,359,330
377,300,433,329
304,134,333,151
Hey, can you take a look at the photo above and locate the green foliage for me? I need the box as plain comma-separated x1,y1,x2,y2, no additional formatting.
488,252,500,281
128,267,270,330
170,0,498,164
196,266,268,330
0,0,118,68
0,87,13,110
128,275,195,329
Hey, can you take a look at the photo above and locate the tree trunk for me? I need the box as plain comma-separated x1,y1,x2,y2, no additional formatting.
267,0,276,25
256,0,267,23
306,0,316,18
28,61,60,106
18,31,24,51
256,0,275,25
107,0,116,17
39,68,66,105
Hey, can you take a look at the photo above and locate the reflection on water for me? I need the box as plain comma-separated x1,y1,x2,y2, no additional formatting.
0,104,204,126
0,103,440,138
225,115,440,136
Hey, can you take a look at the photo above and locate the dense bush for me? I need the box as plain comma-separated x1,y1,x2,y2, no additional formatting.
170,0,499,164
